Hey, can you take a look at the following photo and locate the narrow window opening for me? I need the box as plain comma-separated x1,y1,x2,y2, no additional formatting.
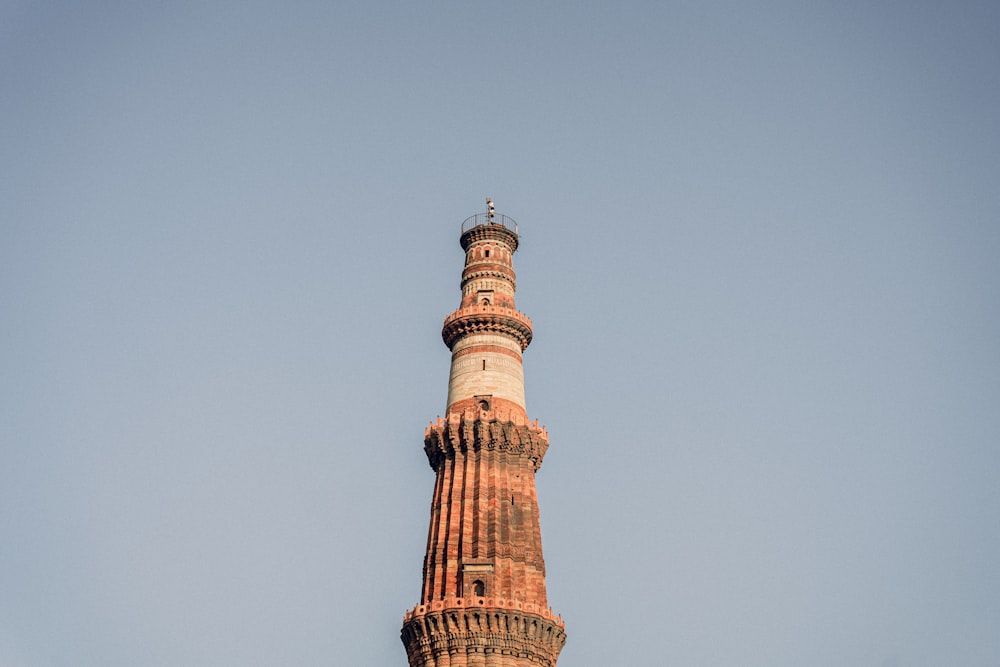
482,359,486,370
485,249,490,258
473,580,485,597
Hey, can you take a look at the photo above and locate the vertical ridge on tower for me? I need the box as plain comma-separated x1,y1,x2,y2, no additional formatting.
400,204,566,667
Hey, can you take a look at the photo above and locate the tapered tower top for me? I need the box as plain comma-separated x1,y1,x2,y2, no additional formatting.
442,203,533,421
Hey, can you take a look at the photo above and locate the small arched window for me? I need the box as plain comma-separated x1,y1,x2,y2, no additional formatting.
472,580,485,597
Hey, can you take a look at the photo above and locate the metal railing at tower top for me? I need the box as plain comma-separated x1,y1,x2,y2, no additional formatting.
461,213,518,235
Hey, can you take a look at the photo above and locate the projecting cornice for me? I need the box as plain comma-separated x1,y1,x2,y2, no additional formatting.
442,305,533,352
460,221,519,253
461,267,517,290
401,604,565,667
424,413,550,472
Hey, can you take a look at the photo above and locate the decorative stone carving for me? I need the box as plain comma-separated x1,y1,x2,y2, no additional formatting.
424,415,550,472
402,606,565,667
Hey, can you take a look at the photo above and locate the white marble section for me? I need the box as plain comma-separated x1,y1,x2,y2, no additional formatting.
446,333,525,410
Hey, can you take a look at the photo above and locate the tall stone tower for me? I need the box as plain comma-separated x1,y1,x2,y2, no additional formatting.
400,205,566,667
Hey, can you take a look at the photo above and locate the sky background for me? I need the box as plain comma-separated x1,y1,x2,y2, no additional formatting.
2,2,999,666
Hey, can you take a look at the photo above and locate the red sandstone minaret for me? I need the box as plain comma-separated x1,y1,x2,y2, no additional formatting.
400,204,566,667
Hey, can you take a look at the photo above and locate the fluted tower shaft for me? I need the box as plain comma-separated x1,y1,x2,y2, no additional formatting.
401,210,565,667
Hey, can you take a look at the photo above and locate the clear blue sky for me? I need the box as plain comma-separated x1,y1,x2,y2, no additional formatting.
2,2,999,665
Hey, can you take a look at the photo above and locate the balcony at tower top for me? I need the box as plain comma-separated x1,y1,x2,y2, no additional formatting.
461,212,518,235
460,213,520,252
